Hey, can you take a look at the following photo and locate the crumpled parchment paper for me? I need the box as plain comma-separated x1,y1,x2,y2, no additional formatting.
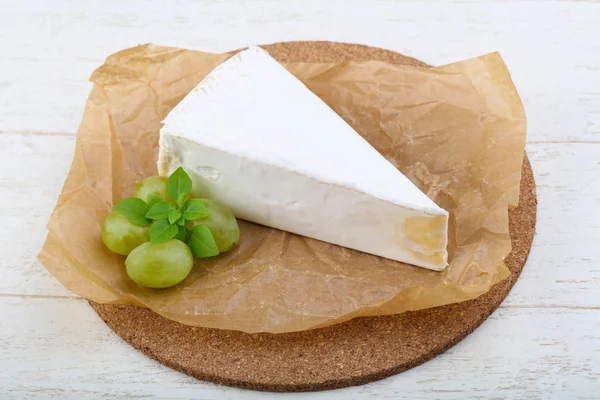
38,44,526,333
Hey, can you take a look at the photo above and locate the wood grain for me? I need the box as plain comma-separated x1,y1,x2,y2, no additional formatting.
1,1,599,142
2,297,599,400
1,0,599,398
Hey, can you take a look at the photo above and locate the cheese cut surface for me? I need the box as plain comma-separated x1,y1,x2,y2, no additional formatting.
158,46,449,270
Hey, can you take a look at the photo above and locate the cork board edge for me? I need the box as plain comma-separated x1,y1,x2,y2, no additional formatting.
90,41,537,392
91,156,536,392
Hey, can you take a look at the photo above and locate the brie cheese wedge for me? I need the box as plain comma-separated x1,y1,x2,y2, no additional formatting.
158,46,449,270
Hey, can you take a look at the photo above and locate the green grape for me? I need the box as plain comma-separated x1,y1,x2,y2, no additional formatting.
102,211,150,255
186,199,240,252
125,239,193,289
133,176,169,203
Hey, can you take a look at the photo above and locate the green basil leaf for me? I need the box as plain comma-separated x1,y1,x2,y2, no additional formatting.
183,198,209,221
174,225,186,241
176,216,186,226
187,225,219,258
168,209,182,225
149,220,178,243
113,197,150,226
167,167,192,202
147,194,164,208
145,200,175,220
177,192,190,207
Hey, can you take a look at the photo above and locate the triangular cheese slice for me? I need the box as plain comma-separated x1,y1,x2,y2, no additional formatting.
159,47,448,270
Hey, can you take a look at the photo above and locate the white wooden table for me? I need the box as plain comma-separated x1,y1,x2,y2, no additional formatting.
1,1,599,399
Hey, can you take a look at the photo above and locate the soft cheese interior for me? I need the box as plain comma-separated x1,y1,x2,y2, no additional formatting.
158,46,449,270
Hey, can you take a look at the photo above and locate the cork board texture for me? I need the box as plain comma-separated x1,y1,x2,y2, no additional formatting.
90,41,537,392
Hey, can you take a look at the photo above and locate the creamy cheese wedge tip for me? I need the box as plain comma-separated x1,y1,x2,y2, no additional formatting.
158,46,449,271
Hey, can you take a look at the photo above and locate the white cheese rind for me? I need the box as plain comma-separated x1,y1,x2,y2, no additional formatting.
158,46,449,270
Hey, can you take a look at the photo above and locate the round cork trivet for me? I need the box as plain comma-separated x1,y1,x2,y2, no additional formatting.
90,41,537,392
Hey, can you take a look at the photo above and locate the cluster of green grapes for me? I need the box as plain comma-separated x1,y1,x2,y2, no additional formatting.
102,167,240,289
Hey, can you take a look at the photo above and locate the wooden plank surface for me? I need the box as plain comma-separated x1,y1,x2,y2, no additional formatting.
2,297,598,400
0,0,599,399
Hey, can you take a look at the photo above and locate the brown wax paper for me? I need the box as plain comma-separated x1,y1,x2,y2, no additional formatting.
38,44,526,334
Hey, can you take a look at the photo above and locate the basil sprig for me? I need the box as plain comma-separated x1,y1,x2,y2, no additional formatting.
113,167,219,258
